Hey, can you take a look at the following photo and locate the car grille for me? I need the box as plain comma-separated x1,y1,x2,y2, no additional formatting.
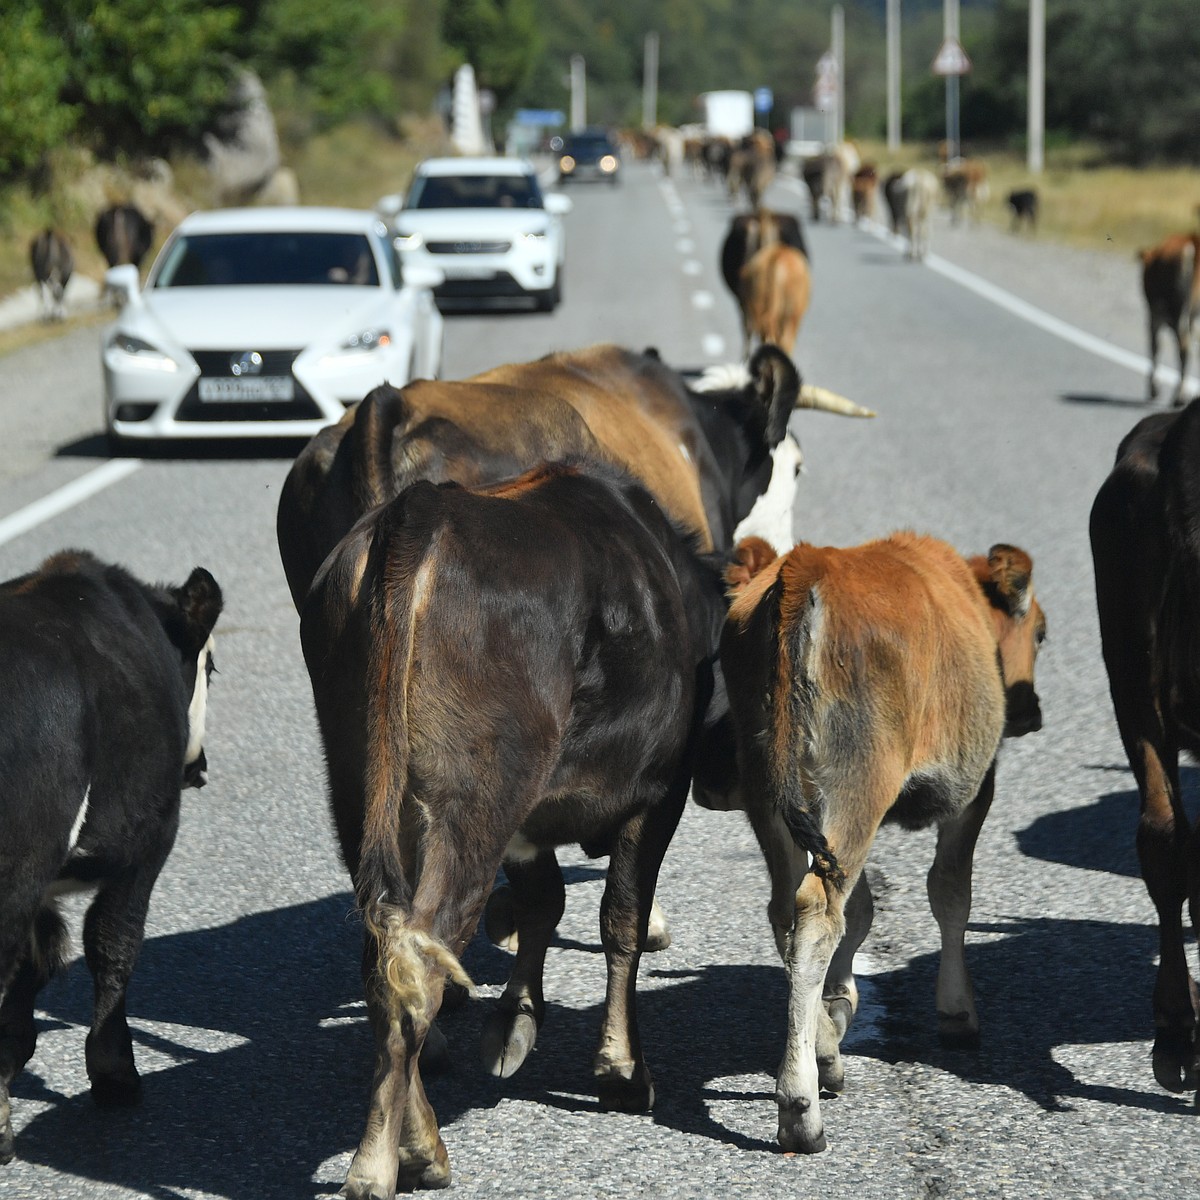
426,240,512,255
177,348,323,423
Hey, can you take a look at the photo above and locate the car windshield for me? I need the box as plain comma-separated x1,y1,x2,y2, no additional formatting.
152,231,380,287
566,135,614,157
405,173,544,210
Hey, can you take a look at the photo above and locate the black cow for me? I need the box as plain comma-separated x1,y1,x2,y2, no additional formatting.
882,170,908,235
1007,188,1038,232
300,459,727,1196
1090,401,1200,1099
718,208,809,307
29,229,73,321
0,551,222,1164
94,204,155,272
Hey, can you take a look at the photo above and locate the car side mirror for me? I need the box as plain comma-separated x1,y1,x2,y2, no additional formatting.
105,264,142,307
543,193,573,216
402,264,445,290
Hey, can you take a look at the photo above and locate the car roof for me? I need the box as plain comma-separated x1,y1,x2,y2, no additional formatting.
413,157,535,178
172,207,386,236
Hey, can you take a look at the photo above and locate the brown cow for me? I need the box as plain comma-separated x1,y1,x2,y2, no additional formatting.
942,158,989,225
727,129,778,210
1140,232,1200,406
851,164,878,223
704,533,1044,1153
28,229,73,322
738,243,811,357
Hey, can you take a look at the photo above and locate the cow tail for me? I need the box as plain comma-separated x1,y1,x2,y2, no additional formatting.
1178,240,1197,324
357,493,473,1025
772,585,845,886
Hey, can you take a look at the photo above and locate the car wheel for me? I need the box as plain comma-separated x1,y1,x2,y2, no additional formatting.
535,275,560,313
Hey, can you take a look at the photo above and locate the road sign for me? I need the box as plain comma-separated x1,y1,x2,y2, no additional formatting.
932,37,972,76
754,87,773,114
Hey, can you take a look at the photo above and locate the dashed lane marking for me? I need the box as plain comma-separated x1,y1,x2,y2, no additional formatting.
0,459,142,548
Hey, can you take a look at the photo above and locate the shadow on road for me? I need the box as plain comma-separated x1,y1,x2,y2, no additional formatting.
55,432,310,462
1060,391,1154,409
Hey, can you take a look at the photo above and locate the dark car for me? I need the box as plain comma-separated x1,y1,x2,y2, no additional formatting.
558,130,621,185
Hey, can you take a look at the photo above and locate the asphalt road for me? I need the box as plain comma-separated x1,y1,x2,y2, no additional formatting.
0,161,1196,1200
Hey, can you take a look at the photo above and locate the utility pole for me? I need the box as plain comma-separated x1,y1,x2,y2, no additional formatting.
832,4,845,145
569,54,586,133
944,0,960,161
886,0,901,151
642,32,659,131
1028,0,1044,173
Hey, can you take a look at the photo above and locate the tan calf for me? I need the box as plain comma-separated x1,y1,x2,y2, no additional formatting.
737,243,811,357
717,533,1045,1154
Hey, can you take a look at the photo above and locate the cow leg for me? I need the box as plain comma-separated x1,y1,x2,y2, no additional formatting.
927,763,997,1048
1133,741,1196,1092
592,791,685,1112
1172,319,1190,407
481,850,565,1078
82,858,170,1105
1147,315,1161,400
817,872,875,1092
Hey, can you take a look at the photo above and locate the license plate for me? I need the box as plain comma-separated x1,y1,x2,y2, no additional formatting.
198,376,294,402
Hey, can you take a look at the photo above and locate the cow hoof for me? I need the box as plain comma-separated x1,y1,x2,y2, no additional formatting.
936,1012,980,1050
595,1062,654,1112
825,995,854,1041
339,1182,389,1200
483,887,519,953
816,1049,844,1094
396,1140,451,1191
89,1071,142,1107
1152,1030,1196,1093
480,1009,537,1078
777,1099,827,1154
420,1021,450,1074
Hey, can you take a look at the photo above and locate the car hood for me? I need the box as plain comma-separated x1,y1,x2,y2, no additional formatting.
135,287,387,349
395,210,552,239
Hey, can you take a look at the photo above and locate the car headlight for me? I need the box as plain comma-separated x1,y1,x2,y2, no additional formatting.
559,155,576,172
106,333,178,371
394,232,424,251
600,155,618,173
521,229,548,240
339,328,392,353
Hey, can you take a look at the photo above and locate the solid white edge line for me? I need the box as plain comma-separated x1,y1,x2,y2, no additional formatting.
778,176,1182,392
0,459,142,548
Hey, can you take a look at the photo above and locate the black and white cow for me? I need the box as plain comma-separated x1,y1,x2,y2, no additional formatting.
0,550,222,1164
29,229,73,322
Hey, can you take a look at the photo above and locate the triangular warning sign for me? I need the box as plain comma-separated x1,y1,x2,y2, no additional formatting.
932,38,972,76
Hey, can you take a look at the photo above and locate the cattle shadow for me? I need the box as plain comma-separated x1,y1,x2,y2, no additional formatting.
55,432,309,462
11,894,1191,1194
1059,392,1154,410
1016,764,1200,878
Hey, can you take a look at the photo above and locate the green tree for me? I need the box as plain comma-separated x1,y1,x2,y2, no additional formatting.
43,0,240,157
443,0,544,110
0,4,78,177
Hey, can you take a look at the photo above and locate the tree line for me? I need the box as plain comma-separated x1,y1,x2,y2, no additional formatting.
1,0,1197,180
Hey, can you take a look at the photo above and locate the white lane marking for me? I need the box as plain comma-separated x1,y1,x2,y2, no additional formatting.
692,291,715,310
0,459,142,548
702,333,726,358
676,237,695,254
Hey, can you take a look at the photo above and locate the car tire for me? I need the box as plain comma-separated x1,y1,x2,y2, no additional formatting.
534,275,561,313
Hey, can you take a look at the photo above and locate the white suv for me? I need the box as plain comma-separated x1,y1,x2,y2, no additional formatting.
386,157,571,312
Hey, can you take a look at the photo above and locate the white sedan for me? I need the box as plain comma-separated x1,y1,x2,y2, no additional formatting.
386,157,571,312
101,207,445,446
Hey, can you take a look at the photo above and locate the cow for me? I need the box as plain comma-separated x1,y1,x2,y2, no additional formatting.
801,156,826,222
821,142,861,224
737,243,812,358
942,158,990,225
882,169,907,234
901,167,940,261
276,343,872,613
719,209,810,344
851,164,878,223
699,532,1044,1154
0,551,222,1165
28,229,73,322
1090,399,1200,1099
300,458,729,1196
1007,188,1038,233
727,129,778,210
1139,232,1200,406
94,203,155,272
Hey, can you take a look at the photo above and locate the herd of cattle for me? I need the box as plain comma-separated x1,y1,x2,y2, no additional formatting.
3,156,1200,1196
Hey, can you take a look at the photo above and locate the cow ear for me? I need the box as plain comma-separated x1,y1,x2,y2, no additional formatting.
725,537,778,592
747,345,800,444
173,567,223,652
985,544,1033,615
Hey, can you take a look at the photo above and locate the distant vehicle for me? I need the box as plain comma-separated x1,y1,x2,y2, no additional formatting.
101,207,444,447
388,156,571,312
558,129,621,184
701,90,756,140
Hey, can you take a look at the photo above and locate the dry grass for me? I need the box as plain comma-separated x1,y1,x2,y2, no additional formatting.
852,139,1200,257
0,308,110,357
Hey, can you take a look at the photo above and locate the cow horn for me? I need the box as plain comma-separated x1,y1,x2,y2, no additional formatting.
796,385,876,418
